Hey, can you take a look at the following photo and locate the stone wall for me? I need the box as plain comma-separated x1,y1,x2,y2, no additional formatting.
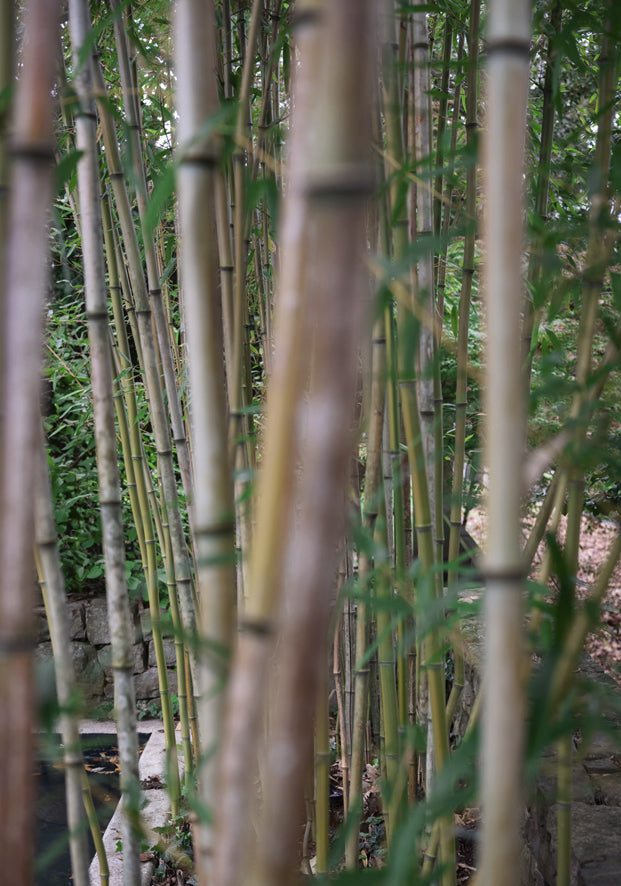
35,596,177,712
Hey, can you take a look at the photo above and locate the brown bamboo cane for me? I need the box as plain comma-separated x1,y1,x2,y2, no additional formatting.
0,1,58,880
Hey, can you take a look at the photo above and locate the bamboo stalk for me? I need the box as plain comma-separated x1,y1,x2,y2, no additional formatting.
68,2,142,881
478,1,530,883
106,312,184,801
35,431,90,886
109,0,195,520
521,0,562,393
445,0,480,728
92,59,200,700
314,656,330,876
0,1,58,879
555,19,617,879
175,0,237,876
212,4,323,881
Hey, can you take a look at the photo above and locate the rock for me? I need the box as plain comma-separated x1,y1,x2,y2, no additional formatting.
547,802,621,880
589,772,621,806
67,601,86,640
34,606,50,642
77,654,106,706
85,596,140,646
85,598,111,645
134,667,177,702
148,638,177,669
96,641,147,675
70,640,97,674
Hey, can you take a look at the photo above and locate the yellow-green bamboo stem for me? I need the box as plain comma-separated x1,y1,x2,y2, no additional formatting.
333,606,350,815
109,0,195,517
367,311,402,842
102,173,185,797
547,529,621,711
346,309,391,863
410,14,439,574
402,381,456,886
93,60,200,700
68,1,142,877
82,768,110,886
35,440,90,886
555,21,616,881
445,0,480,728
380,6,414,749
433,15,453,245
436,28,465,324
315,658,330,876
345,552,371,871
522,0,562,392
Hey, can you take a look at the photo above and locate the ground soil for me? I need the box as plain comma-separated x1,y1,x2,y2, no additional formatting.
466,506,621,684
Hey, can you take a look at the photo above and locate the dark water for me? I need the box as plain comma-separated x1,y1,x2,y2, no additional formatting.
35,733,147,886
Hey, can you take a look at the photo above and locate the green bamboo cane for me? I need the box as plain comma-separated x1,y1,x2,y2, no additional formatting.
102,171,186,794
343,540,356,783
521,0,562,394
478,2,530,883
445,0,480,727
0,1,57,879
92,60,200,700
227,0,265,609
408,10,448,805
35,438,90,886
433,15,453,249
333,599,350,815
436,28,464,324
346,311,392,866
368,312,402,843
557,19,617,881
108,0,195,519
109,343,186,798
401,381,456,886
68,2,142,880
346,553,371,872
410,11,441,595
381,3,415,750
547,529,621,712
314,658,330,876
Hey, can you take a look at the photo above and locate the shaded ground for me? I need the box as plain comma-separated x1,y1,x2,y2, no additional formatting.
466,506,621,684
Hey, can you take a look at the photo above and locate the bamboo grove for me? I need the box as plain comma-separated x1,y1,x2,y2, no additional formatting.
1,1,621,884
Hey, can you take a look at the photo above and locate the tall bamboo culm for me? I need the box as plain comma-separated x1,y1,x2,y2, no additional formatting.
251,1,374,882
35,431,91,886
479,1,530,883
175,0,237,878
0,1,58,881
68,1,142,882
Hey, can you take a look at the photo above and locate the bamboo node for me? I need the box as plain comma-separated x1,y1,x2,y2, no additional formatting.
238,617,274,636
484,38,531,58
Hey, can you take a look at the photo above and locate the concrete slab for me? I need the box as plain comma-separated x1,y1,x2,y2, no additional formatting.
85,721,184,886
